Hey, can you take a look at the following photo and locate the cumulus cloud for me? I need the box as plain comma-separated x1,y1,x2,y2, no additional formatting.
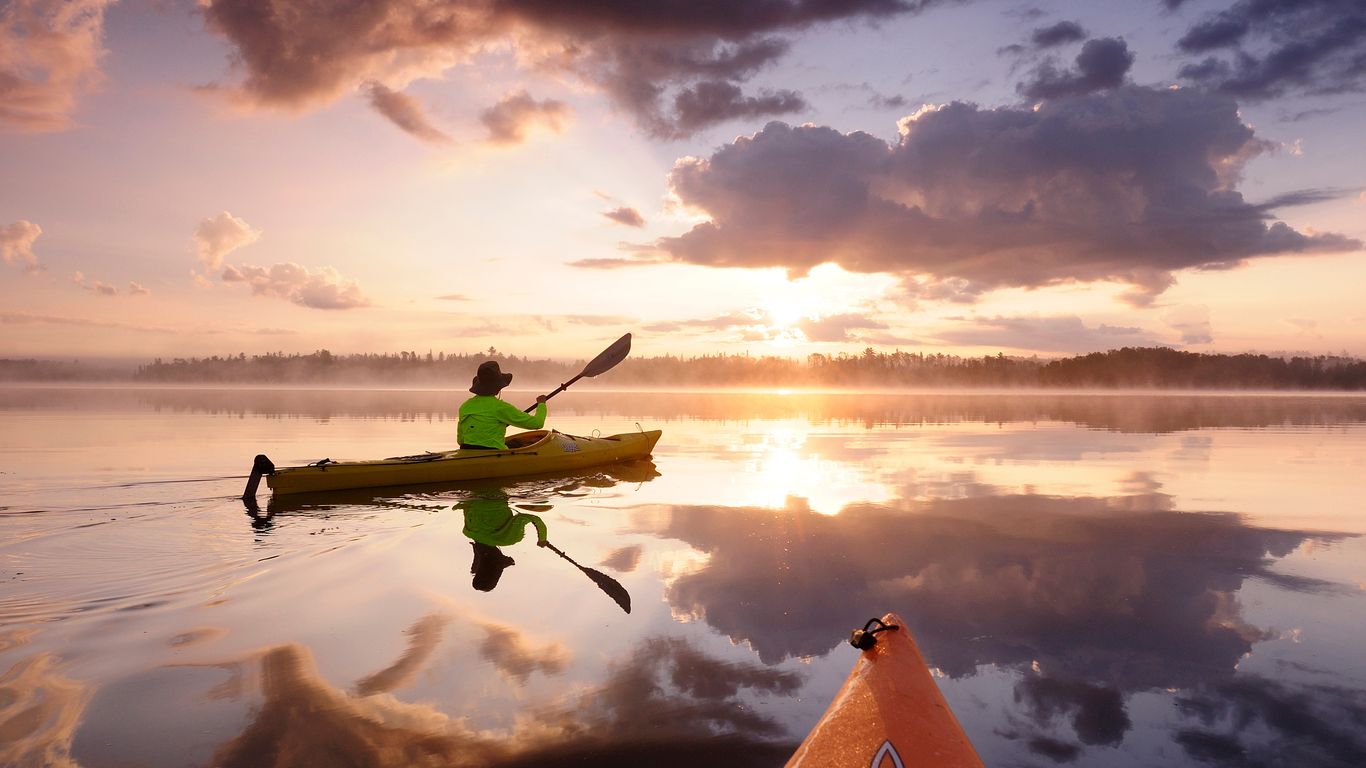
935,315,1161,353
480,90,571,144
1018,37,1134,100
655,87,1360,306
0,0,113,132
0,220,42,272
1031,21,1087,49
193,211,261,270
127,281,150,295
221,262,370,310
602,206,645,227
197,0,943,139
363,82,452,144
1175,0,1366,100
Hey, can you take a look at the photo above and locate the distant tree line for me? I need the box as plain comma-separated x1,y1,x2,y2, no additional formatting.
3,347,1363,389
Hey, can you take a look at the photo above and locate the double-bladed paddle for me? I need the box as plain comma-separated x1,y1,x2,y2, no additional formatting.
543,541,632,613
524,333,632,413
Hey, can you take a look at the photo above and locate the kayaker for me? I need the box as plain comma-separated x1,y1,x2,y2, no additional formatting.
459,493,550,592
458,361,548,450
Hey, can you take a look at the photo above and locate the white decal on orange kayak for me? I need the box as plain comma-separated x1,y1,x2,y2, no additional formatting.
871,740,905,768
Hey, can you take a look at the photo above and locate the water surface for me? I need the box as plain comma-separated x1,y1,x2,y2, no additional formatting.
2,387,1365,767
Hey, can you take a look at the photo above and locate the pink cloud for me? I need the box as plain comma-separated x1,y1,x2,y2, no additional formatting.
363,82,452,144
221,262,369,310
194,211,261,270
480,91,572,145
0,0,113,132
1,220,43,273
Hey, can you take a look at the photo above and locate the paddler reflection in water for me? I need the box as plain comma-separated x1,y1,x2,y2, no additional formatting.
460,492,549,592
458,360,547,450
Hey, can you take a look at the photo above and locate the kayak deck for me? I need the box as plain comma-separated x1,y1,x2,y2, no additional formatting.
786,612,983,768
263,428,661,496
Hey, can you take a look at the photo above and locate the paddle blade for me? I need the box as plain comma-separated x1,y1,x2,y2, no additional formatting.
580,333,631,378
584,567,632,614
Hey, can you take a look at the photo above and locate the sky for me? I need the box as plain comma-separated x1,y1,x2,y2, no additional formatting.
2,0,1364,361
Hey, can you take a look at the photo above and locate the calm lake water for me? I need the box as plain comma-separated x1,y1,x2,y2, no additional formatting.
2,386,1365,767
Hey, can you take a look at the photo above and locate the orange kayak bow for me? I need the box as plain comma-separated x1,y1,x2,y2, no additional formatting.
785,613,984,768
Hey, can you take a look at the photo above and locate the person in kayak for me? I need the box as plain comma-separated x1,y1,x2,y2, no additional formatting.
458,360,547,450
459,492,549,592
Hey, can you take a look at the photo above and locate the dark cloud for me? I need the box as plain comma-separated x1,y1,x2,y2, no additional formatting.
480,90,572,145
934,315,1161,353
1031,21,1087,49
1174,676,1366,766
199,0,944,140
1178,17,1249,52
655,87,1359,305
870,92,908,109
363,82,452,144
603,206,646,227
1027,735,1081,762
1174,0,1366,100
1017,675,1131,746
644,493,1334,693
1018,37,1134,100
669,80,805,138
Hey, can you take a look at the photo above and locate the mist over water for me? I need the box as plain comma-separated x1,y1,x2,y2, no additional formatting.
2,387,1364,767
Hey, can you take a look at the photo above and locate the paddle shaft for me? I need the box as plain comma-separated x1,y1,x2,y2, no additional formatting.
524,374,582,413
521,333,631,413
543,541,631,613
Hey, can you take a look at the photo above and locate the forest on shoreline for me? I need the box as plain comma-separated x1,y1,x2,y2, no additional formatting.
3,347,1365,390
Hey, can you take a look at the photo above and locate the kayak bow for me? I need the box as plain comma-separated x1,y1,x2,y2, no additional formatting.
785,613,983,768
246,429,661,498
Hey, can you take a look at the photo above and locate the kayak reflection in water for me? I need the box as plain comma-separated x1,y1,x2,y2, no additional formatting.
459,492,549,592
458,360,547,450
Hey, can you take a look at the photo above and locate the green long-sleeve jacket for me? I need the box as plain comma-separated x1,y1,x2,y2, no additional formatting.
460,498,548,546
457,395,547,449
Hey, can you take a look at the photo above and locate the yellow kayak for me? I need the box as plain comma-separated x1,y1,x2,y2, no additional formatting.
259,429,661,496
786,613,983,768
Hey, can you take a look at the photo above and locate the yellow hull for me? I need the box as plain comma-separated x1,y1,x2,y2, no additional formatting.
266,429,662,495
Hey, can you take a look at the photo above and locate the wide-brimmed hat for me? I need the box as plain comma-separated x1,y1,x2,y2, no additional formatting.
470,542,515,591
470,360,513,395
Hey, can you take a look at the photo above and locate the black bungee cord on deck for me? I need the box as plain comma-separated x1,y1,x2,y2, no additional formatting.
849,617,901,650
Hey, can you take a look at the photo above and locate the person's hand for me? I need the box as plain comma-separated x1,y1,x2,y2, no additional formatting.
536,395,548,403
537,539,550,548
